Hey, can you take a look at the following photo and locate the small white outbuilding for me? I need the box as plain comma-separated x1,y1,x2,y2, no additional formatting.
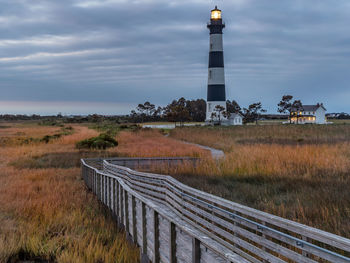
224,113,243,126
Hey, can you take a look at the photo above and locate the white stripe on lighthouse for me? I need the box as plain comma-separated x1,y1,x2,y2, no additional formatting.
210,34,223,52
208,67,225,85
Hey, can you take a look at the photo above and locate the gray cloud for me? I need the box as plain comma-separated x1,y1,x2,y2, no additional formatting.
0,0,349,114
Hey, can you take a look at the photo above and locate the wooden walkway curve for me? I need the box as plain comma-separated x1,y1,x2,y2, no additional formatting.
81,157,350,263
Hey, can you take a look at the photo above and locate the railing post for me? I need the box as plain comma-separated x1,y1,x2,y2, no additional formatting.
116,180,120,223
92,170,95,193
87,168,90,188
125,190,129,233
132,195,137,243
192,238,200,263
170,222,177,263
112,178,116,215
104,175,108,205
95,171,97,195
98,173,101,201
108,177,112,209
302,236,311,258
100,175,103,202
142,202,147,255
153,210,160,263
120,185,124,228
89,167,91,190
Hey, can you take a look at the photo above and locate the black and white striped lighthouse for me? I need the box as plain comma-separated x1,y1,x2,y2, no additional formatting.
206,6,227,121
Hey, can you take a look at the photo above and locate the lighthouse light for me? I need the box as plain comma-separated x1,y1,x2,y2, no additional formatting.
211,10,221,19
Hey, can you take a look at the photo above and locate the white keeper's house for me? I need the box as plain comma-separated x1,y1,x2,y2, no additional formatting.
290,103,327,124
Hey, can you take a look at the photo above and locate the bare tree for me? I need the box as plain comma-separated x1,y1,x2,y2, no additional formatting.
291,100,303,124
213,105,225,125
277,95,293,123
244,102,266,125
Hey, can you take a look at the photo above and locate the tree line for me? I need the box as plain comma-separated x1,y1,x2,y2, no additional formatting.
127,98,268,125
1,95,346,124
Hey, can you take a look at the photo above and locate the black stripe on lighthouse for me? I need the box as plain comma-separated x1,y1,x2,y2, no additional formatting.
208,51,224,68
208,24,225,34
207,85,225,101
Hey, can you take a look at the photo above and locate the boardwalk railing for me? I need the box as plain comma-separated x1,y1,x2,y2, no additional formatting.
82,158,350,263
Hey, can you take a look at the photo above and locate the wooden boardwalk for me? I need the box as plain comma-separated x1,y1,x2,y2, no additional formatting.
81,158,350,263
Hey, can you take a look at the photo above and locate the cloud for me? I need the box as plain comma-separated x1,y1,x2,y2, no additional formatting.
0,0,349,114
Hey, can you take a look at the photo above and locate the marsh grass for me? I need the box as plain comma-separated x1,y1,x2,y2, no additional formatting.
158,126,350,238
11,151,121,169
170,125,350,151
0,124,139,262
115,129,208,157
89,122,140,137
0,126,75,147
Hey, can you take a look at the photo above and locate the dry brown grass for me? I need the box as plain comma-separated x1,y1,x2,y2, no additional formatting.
0,123,139,263
0,123,59,138
115,129,208,157
154,126,350,238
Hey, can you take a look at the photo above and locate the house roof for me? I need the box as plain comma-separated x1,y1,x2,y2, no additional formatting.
292,103,327,112
229,113,243,119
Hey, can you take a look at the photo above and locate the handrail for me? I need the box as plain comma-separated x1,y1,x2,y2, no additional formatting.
81,158,248,263
82,158,350,263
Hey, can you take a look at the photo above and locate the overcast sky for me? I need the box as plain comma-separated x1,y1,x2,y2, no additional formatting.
0,0,349,115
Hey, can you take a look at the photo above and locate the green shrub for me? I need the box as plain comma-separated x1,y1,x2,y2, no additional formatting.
76,133,118,150
41,134,62,143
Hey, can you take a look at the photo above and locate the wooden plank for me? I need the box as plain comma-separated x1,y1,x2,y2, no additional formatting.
192,238,200,263
159,215,170,263
146,206,154,260
93,171,96,194
103,175,106,203
120,185,124,227
99,174,103,201
179,201,287,263
125,190,129,233
163,171,350,252
170,222,177,263
175,193,316,263
124,177,166,193
108,177,112,210
130,184,165,201
112,178,116,216
132,195,137,243
116,180,120,223
142,202,147,254
153,210,160,263
200,243,227,263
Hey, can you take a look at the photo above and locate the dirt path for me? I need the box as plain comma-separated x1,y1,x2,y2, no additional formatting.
165,134,224,159
181,141,225,159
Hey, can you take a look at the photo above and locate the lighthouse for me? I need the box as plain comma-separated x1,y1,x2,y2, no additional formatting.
206,6,227,122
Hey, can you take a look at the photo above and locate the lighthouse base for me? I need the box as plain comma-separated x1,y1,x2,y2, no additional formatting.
206,101,227,123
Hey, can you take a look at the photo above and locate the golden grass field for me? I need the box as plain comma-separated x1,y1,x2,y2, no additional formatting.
0,122,205,262
0,123,141,263
1,122,350,262
167,125,350,238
